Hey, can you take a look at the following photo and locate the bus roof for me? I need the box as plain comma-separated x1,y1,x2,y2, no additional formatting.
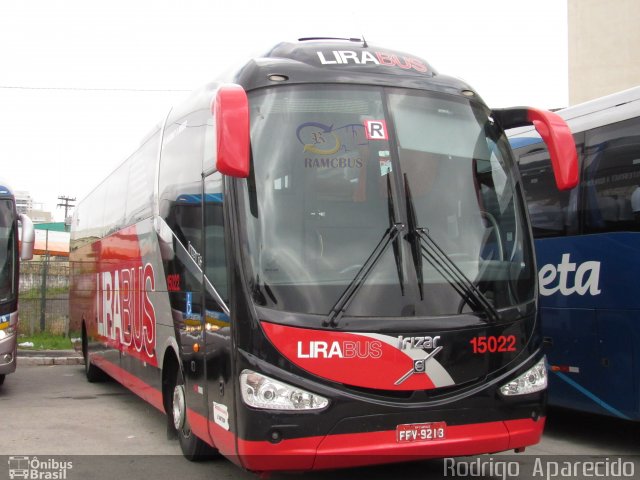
233,39,481,99
171,39,485,131
0,179,14,198
509,86,640,141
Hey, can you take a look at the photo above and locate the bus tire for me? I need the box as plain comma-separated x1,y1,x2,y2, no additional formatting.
82,324,105,383
170,367,218,461
0,374,5,386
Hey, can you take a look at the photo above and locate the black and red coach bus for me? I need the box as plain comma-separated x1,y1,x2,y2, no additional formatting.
70,38,578,472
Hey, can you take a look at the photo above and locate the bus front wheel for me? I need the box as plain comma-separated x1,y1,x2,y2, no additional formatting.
170,368,217,460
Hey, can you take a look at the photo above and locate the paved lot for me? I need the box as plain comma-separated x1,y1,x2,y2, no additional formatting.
1,365,639,480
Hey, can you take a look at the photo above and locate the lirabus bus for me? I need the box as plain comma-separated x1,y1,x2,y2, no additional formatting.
70,38,578,472
510,86,640,421
0,181,34,385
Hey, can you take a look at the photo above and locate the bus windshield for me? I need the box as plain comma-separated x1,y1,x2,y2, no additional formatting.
0,199,16,303
239,85,534,318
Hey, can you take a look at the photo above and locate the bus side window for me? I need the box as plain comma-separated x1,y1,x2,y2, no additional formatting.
202,115,228,302
204,172,228,302
516,142,578,238
159,108,207,222
583,117,640,233
158,106,210,319
125,129,159,226
103,162,129,235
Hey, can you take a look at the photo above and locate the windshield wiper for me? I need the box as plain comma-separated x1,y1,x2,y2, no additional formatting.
325,175,405,327
325,222,404,327
415,228,499,323
404,175,424,300
404,175,499,323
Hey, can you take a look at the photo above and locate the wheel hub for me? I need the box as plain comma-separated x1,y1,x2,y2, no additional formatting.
172,384,186,431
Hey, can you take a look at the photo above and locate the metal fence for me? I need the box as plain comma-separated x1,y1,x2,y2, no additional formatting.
18,259,70,336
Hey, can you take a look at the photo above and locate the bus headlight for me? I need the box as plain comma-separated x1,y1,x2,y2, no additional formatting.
0,324,15,340
500,357,547,396
240,369,329,410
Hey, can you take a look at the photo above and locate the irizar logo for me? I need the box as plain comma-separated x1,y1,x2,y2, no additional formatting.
397,335,441,350
395,335,443,386
539,253,601,297
394,346,444,385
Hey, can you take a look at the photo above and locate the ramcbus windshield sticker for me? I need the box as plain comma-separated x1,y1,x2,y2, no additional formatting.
297,122,341,155
297,121,369,170
297,122,367,153
316,50,428,73
96,263,157,366
364,120,388,140
261,322,454,391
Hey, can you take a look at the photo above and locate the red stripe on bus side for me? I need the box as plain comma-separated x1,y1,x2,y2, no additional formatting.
90,355,238,458
92,355,165,412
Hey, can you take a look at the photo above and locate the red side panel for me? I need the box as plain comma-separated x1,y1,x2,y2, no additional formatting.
92,355,164,412
93,225,159,367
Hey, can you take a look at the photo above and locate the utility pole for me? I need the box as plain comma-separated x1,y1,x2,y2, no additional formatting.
57,195,76,231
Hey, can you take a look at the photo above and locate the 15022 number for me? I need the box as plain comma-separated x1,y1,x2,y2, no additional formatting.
469,335,516,354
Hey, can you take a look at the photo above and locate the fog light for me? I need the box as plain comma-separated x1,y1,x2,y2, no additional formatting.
269,429,282,443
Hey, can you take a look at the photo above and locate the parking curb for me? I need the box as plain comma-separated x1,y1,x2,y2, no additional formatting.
17,350,84,366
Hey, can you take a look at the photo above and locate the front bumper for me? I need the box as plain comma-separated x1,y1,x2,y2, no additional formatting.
236,417,545,472
0,331,17,375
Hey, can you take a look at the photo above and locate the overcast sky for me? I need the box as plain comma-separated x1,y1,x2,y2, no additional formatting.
0,0,568,221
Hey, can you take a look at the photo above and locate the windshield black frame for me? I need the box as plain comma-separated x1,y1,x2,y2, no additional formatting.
0,199,17,304
235,84,535,320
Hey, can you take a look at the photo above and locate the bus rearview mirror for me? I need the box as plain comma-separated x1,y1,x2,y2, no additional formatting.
19,213,34,261
493,107,578,191
212,84,250,178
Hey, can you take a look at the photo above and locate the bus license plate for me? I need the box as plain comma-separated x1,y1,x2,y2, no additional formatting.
396,422,446,443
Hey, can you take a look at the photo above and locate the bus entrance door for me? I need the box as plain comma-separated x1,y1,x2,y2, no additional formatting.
201,172,236,457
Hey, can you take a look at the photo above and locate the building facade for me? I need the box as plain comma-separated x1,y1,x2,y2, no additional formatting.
569,0,640,105
14,190,33,216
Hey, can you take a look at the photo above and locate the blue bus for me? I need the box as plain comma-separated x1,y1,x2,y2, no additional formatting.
510,87,640,420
